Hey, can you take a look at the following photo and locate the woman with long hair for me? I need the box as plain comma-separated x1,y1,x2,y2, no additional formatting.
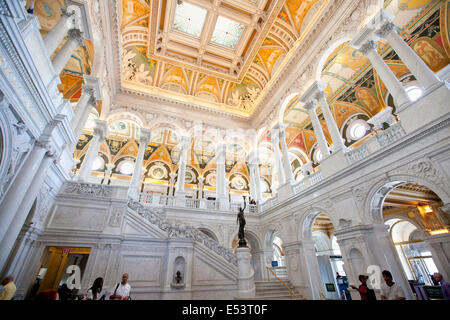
86,277,104,300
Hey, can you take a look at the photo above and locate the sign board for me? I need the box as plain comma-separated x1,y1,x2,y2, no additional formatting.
326,283,336,292
271,261,278,267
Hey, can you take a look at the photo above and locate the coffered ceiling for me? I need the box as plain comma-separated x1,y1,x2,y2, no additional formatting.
116,0,327,117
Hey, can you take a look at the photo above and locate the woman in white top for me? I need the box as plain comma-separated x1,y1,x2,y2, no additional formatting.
86,277,104,300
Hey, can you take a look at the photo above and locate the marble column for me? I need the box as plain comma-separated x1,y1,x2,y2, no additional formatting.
71,88,96,137
248,163,257,201
197,176,205,199
304,100,330,159
270,130,286,186
357,40,411,108
424,234,450,281
0,140,50,243
128,129,151,199
278,124,294,183
215,143,228,202
314,89,347,152
175,136,191,198
169,172,177,196
77,120,109,182
376,21,441,91
0,149,58,272
102,164,115,185
51,28,85,75
43,7,75,56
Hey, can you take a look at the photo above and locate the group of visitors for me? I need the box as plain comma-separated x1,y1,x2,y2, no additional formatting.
0,273,131,301
349,270,450,300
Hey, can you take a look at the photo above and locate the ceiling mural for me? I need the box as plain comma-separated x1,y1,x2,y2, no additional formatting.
283,0,449,152
118,0,329,116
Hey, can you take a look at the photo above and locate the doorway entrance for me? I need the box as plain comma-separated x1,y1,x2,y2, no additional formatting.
27,247,91,299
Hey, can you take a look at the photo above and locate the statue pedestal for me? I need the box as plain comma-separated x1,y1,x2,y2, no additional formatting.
236,247,255,299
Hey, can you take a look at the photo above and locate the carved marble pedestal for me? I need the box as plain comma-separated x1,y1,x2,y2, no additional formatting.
236,247,255,299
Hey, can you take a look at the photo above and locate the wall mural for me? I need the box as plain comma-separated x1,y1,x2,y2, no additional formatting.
281,0,449,175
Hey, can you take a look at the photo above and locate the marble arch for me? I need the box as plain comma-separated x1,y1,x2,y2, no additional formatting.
315,37,353,81
299,206,338,240
365,171,450,224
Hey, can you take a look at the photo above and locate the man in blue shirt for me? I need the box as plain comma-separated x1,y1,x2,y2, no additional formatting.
433,273,450,300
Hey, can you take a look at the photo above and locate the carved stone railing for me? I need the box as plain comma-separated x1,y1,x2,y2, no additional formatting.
293,180,306,194
309,171,324,186
185,197,199,209
127,200,238,267
376,122,406,147
346,144,370,164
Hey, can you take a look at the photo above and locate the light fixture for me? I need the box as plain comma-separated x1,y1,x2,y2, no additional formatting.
418,205,433,215
429,229,449,236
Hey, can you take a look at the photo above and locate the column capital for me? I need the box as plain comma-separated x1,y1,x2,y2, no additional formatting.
303,100,317,112
314,90,327,101
299,80,327,104
139,128,152,144
180,136,192,150
105,163,115,171
87,95,98,108
359,39,378,56
270,129,279,143
60,6,75,19
67,28,85,47
376,21,397,38
93,119,109,139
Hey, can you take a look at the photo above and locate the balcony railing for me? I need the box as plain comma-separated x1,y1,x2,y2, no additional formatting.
376,122,406,147
137,192,259,214
346,144,370,164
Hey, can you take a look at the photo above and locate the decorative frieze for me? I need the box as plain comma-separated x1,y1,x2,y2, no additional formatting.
63,182,113,198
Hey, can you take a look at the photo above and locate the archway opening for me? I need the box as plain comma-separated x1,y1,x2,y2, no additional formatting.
382,182,449,299
310,213,346,300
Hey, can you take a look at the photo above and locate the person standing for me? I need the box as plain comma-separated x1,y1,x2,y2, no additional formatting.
433,273,450,300
380,270,406,300
350,275,376,300
0,275,16,300
109,273,131,300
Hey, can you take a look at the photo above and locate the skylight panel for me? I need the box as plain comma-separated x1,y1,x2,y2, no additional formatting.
211,16,245,49
172,2,207,38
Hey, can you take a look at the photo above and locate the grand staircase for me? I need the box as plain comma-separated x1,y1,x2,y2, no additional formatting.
252,280,305,300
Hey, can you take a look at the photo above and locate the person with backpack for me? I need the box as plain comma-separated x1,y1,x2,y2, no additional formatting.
351,275,377,300
109,273,131,300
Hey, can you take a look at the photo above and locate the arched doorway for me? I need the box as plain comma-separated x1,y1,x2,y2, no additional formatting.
301,210,345,300
381,182,449,299
311,214,345,300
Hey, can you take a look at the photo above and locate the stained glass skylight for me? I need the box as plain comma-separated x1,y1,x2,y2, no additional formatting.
172,2,207,38
211,16,245,49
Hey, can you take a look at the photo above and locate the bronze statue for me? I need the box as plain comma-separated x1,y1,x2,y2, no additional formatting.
175,271,182,284
237,196,247,247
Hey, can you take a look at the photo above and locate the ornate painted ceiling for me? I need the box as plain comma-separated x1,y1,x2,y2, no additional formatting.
118,0,328,117
282,0,450,163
